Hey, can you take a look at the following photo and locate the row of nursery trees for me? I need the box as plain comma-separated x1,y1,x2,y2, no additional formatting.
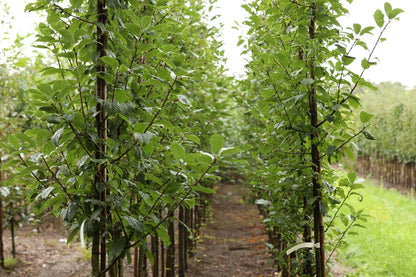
241,1,401,276
355,82,416,189
1,0,238,276
0,0,402,276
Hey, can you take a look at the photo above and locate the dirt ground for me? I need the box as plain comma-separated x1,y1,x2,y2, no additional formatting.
186,183,276,277
0,215,90,277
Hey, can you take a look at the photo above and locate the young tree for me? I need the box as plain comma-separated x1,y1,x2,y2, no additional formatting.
5,0,234,275
242,1,402,275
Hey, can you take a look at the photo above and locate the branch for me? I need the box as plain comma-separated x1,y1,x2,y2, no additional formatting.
18,154,56,198
319,127,365,160
111,77,178,164
53,4,94,25
318,21,392,128
42,157,74,202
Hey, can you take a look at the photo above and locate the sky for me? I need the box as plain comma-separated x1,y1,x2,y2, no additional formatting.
215,0,416,88
2,0,416,88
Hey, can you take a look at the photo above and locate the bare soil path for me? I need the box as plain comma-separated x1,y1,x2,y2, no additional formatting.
186,183,276,277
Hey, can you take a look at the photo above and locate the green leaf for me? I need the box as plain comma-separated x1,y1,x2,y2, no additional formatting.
145,173,162,185
193,185,215,194
342,55,355,66
261,89,274,99
41,187,55,199
197,152,214,164
360,26,375,35
134,132,155,144
63,202,78,222
51,127,64,146
319,201,327,216
104,100,121,115
77,155,89,168
108,237,127,263
37,83,53,95
351,142,362,154
327,145,337,158
241,4,251,14
353,23,361,34
219,147,242,156
8,135,20,148
185,134,200,144
123,216,145,233
171,142,185,160
15,57,30,67
348,171,357,184
359,111,374,123
47,115,62,124
363,129,376,140
126,23,142,36
101,56,119,70
344,146,355,161
384,3,392,15
209,134,224,155
389,8,404,19
361,58,376,69
301,78,314,86
141,15,152,30
157,228,170,247
373,9,384,27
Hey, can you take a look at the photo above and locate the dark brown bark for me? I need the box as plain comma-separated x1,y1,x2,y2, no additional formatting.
152,234,159,277
160,239,165,277
308,4,326,277
0,166,4,267
138,246,147,277
134,247,139,276
92,0,108,276
165,220,175,277
178,206,185,277
10,215,15,258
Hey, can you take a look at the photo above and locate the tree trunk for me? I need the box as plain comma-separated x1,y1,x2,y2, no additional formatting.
165,220,175,277
308,4,326,277
92,0,108,276
0,162,4,268
11,215,16,258
178,206,185,277
152,234,159,277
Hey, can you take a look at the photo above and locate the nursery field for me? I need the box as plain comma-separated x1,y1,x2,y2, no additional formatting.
0,0,410,276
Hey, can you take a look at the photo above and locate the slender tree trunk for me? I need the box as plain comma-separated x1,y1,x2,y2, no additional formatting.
0,162,4,268
160,240,165,277
308,4,326,277
178,206,185,277
152,234,159,277
139,246,147,277
92,0,108,276
11,215,15,258
165,219,175,277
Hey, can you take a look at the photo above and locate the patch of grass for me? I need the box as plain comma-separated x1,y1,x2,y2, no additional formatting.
4,257,19,269
81,247,91,261
338,179,416,276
